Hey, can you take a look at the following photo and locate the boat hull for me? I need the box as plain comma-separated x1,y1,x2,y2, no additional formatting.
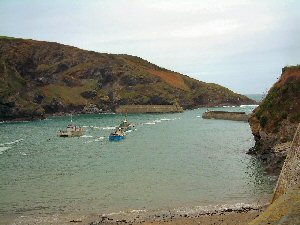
109,135,125,141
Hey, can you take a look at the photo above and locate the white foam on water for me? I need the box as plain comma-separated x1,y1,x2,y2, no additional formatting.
196,116,201,118
143,122,156,125
154,120,162,123
240,105,259,108
104,211,126,216
161,118,172,121
0,138,24,146
81,135,93,138
0,146,11,154
102,126,116,130
130,209,147,213
95,137,105,142
174,202,265,215
92,126,102,130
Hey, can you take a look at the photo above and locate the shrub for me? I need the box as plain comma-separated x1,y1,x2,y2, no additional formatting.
260,116,268,127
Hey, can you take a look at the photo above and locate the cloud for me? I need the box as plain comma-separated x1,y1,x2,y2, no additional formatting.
0,0,299,94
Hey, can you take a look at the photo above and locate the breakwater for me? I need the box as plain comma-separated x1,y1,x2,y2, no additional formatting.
115,104,183,114
202,111,249,121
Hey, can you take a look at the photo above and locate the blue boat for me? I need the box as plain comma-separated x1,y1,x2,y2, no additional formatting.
109,133,125,141
109,127,125,141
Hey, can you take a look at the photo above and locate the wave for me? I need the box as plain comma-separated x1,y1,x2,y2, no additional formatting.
174,202,265,215
102,126,116,130
160,118,172,121
143,122,156,125
95,202,267,224
0,146,11,154
240,105,259,108
95,137,105,141
81,135,93,138
0,139,24,146
222,105,236,108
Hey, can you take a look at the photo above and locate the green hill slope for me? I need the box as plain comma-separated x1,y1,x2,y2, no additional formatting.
0,37,255,120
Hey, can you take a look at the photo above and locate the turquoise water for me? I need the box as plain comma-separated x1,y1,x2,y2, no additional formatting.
0,107,275,221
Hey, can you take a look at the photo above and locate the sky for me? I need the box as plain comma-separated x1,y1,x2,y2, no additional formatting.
0,0,299,94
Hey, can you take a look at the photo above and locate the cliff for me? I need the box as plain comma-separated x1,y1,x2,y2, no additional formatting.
0,37,255,120
250,124,300,225
273,124,300,201
202,111,249,121
248,66,300,173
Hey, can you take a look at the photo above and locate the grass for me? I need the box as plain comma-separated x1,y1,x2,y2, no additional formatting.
42,80,97,105
0,36,17,39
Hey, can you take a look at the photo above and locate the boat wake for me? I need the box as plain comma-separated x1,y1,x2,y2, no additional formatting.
142,117,177,126
0,146,12,154
0,139,24,155
240,104,259,108
0,138,24,146
102,126,117,130
81,135,93,138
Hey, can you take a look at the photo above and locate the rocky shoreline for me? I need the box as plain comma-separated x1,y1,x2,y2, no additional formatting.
5,204,266,225
89,205,264,225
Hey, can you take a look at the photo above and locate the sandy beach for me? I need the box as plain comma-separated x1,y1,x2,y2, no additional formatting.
2,205,265,225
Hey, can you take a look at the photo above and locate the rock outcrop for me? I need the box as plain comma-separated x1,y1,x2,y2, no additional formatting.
0,36,255,121
248,66,300,174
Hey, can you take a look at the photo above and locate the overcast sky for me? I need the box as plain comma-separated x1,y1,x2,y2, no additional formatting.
0,0,299,94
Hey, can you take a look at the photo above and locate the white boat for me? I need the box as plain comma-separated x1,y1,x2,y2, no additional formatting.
58,114,84,137
58,124,85,137
118,119,134,132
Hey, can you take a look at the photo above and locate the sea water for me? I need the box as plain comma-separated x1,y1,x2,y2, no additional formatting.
0,106,276,222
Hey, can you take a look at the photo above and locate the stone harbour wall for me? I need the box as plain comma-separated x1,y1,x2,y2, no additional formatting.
115,105,184,114
202,111,249,121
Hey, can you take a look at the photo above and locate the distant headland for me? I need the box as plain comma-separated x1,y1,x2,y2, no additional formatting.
0,36,255,121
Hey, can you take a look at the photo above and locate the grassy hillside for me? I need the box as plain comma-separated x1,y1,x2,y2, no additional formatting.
0,37,255,120
248,65,300,173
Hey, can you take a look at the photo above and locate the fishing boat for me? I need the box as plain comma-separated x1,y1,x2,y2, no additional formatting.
118,118,134,132
58,114,85,137
109,127,125,141
58,124,85,137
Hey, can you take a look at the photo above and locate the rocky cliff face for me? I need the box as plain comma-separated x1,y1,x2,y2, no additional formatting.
0,37,255,120
273,124,300,201
249,124,300,225
248,66,300,174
